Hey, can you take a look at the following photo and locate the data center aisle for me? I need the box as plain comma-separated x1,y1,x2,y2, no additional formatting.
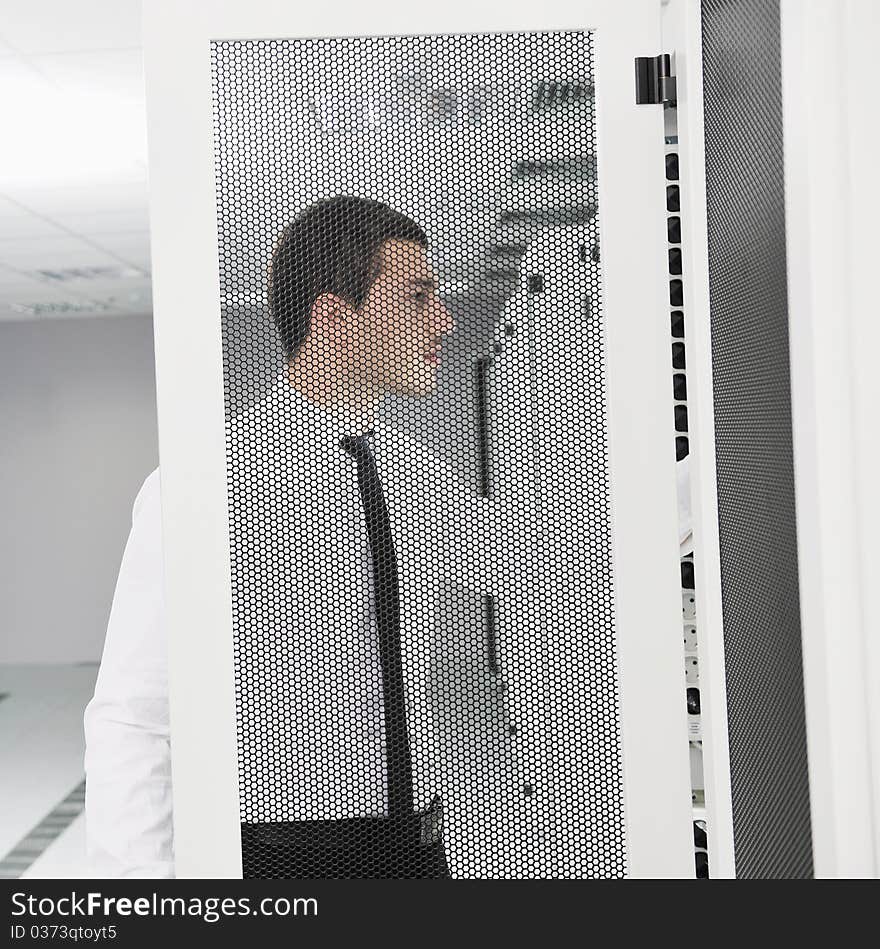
0,663,97,878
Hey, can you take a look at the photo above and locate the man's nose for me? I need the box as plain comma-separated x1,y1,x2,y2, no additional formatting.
434,299,455,336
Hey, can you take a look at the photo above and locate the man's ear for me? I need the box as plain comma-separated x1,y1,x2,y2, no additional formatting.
308,292,358,350
310,291,354,325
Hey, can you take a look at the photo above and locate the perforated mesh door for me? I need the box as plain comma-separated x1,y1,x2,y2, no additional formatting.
701,0,813,878
210,30,625,879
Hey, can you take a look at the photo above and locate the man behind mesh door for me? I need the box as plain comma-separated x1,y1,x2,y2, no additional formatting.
83,195,493,878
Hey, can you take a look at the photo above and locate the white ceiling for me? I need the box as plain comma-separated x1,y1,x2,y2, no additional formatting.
0,1,151,322
0,4,595,323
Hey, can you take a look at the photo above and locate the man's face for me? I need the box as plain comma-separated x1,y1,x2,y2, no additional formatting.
354,238,454,397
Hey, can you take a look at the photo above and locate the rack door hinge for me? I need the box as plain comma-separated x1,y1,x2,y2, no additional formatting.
635,54,677,106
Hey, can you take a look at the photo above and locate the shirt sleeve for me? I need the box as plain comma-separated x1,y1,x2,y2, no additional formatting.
82,466,175,878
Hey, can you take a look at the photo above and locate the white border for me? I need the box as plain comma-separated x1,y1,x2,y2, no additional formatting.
781,0,880,878
142,0,693,878
661,0,736,878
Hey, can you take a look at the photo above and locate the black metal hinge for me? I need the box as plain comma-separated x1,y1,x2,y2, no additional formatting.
635,53,677,106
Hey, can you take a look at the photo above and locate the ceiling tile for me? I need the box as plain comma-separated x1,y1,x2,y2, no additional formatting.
0,270,146,320
0,63,148,189
0,1,142,55
3,181,149,218
0,273,113,319
0,233,139,271
0,277,90,302
0,266,54,291
0,196,71,239
31,48,145,102
0,52,52,86
49,273,152,301
87,232,152,272
42,210,149,235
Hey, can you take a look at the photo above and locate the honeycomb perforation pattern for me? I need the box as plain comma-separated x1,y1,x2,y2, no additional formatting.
701,0,813,878
211,30,625,879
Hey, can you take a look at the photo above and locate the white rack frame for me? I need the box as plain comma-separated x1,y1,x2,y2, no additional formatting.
142,0,694,878
660,0,736,879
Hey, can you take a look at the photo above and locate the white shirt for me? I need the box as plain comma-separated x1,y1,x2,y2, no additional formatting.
228,373,476,826
83,371,498,877
83,370,694,878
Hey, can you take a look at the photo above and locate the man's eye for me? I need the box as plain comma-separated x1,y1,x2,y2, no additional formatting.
412,291,428,302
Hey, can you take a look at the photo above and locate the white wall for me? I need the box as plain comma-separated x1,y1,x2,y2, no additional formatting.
0,313,159,664
782,0,880,877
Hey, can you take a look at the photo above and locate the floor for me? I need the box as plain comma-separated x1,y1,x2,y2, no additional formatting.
0,663,99,878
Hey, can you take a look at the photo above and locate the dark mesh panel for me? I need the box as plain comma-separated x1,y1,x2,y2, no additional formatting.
701,0,814,877
210,31,625,879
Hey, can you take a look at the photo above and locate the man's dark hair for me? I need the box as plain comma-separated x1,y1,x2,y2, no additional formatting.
268,195,428,359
